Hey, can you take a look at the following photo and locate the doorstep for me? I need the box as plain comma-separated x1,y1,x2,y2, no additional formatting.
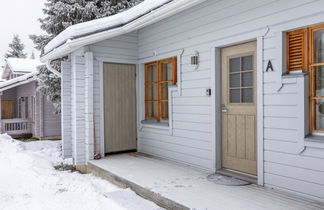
87,153,324,210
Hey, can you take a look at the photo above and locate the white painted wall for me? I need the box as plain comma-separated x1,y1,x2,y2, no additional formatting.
64,0,324,202
135,0,324,202
89,33,139,158
70,53,87,165
61,61,72,158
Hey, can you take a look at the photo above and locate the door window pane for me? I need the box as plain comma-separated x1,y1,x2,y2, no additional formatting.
242,55,253,71
314,30,324,63
230,89,241,103
230,58,240,72
230,73,240,88
242,88,253,103
242,72,253,87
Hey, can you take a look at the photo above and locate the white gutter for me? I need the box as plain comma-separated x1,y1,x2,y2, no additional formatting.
46,60,61,77
41,0,206,62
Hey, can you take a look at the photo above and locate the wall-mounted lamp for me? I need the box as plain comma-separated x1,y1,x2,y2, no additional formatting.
191,51,199,70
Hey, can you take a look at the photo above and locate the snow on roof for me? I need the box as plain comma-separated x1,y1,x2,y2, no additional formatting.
44,0,172,54
6,58,41,73
0,71,38,92
42,0,206,61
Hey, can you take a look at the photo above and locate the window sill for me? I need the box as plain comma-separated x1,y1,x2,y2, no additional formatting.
282,71,308,78
141,120,169,130
304,135,324,149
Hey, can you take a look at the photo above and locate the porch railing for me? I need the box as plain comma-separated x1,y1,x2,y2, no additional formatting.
1,118,32,135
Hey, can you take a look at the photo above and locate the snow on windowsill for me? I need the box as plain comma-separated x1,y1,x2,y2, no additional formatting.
141,120,169,130
304,135,324,149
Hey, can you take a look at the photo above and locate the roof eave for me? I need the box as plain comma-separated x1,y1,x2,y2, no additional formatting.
41,0,207,62
0,72,38,92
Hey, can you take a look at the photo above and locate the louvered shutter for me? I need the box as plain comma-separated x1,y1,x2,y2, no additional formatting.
287,29,308,71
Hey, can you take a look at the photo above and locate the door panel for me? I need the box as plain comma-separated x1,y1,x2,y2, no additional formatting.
104,63,137,153
1,101,14,119
221,41,257,176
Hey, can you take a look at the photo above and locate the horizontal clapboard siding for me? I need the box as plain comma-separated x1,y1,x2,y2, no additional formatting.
60,0,324,201
71,55,86,165
136,0,324,200
61,62,72,158
90,33,139,157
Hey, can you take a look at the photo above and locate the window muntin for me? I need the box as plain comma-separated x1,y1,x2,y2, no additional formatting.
31,96,36,121
144,57,177,122
17,98,22,118
229,55,254,104
309,24,324,133
289,24,324,132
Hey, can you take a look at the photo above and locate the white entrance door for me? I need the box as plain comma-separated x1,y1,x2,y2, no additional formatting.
18,97,28,119
103,63,137,154
221,41,257,176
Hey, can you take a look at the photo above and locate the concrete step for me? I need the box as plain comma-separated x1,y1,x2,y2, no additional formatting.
87,162,189,210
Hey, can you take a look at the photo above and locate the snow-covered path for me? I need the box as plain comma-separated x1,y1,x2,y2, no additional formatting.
0,134,163,210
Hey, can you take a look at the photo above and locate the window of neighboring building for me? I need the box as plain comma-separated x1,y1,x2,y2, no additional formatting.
144,57,177,122
17,97,22,118
287,24,324,133
9,74,24,79
31,96,36,121
17,97,28,119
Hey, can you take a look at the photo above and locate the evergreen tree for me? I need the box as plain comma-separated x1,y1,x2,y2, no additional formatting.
30,0,143,113
30,51,36,59
5,35,27,58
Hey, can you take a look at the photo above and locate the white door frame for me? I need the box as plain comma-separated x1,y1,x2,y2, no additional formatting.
210,29,266,186
98,58,139,157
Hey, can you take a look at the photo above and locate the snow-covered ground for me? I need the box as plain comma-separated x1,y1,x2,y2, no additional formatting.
0,134,163,210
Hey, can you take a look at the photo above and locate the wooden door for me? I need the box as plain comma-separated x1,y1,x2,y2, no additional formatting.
1,101,14,119
104,63,137,153
221,41,257,176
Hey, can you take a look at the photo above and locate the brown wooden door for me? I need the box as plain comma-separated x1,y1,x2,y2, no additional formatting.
2,100,14,119
221,41,257,176
104,63,137,153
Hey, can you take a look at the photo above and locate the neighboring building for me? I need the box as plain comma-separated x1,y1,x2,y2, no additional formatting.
41,0,324,203
0,58,61,139
2,58,40,80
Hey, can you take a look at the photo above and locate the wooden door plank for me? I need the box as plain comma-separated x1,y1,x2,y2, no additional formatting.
104,63,137,153
221,41,257,176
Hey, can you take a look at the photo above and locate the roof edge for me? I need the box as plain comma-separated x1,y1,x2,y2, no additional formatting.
0,72,39,92
41,0,207,62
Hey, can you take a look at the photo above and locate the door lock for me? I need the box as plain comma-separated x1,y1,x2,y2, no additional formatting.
222,107,228,113
221,104,228,113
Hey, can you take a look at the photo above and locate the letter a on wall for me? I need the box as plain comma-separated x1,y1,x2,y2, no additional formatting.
266,60,274,72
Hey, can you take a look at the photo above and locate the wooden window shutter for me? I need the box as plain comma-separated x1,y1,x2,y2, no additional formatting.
287,28,308,71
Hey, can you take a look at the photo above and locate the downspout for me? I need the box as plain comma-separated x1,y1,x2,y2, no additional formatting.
46,60,61,77
260,26,270,186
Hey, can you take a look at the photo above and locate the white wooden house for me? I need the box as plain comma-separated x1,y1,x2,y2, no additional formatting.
41,0,324,203
0,58,61,138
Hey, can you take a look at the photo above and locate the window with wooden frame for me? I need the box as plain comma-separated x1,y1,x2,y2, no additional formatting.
287,24,324,133
145,57,177,122
309,24,324,133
